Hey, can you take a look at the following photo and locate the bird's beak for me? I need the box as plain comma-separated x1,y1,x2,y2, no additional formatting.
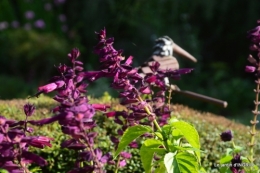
173,43,197,63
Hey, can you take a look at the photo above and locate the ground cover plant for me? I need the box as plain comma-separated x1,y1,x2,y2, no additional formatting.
1,21,260,173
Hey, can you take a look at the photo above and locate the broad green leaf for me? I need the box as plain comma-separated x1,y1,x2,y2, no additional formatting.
172,145,202,152
140,139,166,173
219,155,233,164
164,152,176,173
241,156,250,162
0,169,8,173
226,148,233,155
199,166,207,173
172,152,199,173
155,132,163,140
219,166,231,173
234,146,243,153
114,125,152,158
168,117,179,124
162,125,172,139
154,161,167,173
170,121,200,161
244,164,259,173
172,129,183,140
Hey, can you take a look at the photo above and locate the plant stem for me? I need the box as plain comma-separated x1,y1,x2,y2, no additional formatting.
137,95,162,132
249,78,260,163
114,155,121,173
80,124,103,172
167,87,172,106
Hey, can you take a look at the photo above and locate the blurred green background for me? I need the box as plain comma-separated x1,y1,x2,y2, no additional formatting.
0,0,259,125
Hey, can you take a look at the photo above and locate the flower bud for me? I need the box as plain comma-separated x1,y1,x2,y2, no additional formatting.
220,130,233,142
0,115,6,126
24,103,35,116
245,66,256,73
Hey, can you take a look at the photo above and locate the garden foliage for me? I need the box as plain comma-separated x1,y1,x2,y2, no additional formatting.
1,21,260,172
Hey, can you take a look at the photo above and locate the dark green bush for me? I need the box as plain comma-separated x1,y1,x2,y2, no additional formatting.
0,29,69,82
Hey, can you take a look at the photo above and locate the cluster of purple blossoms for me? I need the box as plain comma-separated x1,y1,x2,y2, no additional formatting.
31,48,115,172
245,20,260,76
84,29,192,157
220,130,245,173
230,154,244,173
1,29,192,172
0,103,53,172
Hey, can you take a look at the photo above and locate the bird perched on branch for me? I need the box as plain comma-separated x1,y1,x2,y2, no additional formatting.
138,36,228,108
138,36,197,86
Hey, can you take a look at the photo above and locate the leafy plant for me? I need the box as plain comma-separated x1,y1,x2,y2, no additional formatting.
217,20,260,173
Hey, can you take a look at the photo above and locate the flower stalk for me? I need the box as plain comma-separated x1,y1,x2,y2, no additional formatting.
246,20,260,164
249,78,260,162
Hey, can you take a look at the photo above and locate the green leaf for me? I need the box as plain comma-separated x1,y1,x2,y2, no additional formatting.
168,117,179,124
140,139,166,173
162,125,172,139
173,152,199,173
0,169,8,173
243,163,259,173
171,129,183,140
219,155,233,164
199,166,207,173
154,161,167,173
234,146,243,153
164,152,176,173
173,145,203,152
241,156,250,162
226,148,233,155
155,132,164,140
170,121,200,161
114,125,152,158
219,166,232,173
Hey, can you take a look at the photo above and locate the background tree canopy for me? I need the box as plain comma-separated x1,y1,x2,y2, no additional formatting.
0,0,260,124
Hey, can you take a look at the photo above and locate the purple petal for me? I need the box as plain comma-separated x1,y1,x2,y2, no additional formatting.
68,48,80,62
38,83,58,93
22,151,47,167
119,160,127,167
125,56,133,65
149,61,160,72
105,111,116,117
92,104,110,111
139,86,152,94
0,115,7,125
120,152,132,159
23,103,35,117
245,66,256,73
145,75,157,83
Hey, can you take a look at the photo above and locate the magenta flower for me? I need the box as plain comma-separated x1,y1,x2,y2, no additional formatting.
24,11,35,19
34,19,45,29
21,136,54,149
92,104,110,111
0,115,6,125
24,103,35,117
38,80,65,94
246,20,260,77
119,160,127,167
245,66,256,73
120,152,132,159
